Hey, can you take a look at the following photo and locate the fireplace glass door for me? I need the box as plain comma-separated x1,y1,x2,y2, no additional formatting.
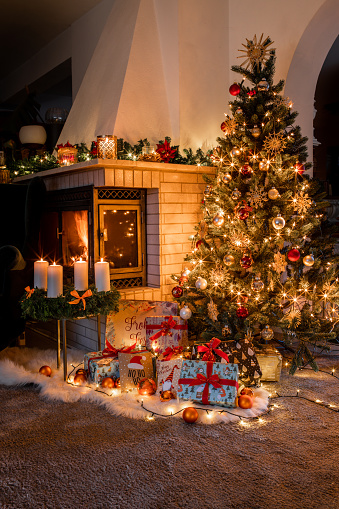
99,204,143,274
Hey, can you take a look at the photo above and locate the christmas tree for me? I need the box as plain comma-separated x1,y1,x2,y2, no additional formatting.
173,35,339,374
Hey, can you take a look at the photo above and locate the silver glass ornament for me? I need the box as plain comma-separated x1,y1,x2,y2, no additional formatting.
223,254,235,266
195,277,208,290
261,325,274,340
251,125,261,138
257,78,269,91
230,147,241,157
251,276,264,292
180,305,192,320
272,214,285,230
223,173,232,184
268,188,280,200
212,213,224,227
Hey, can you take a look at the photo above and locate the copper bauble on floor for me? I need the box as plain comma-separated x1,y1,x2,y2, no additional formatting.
73,373,87,385
138,378,157,396
182,407,199,423
39,365,52,377
238,394,253,409
101,377,115,389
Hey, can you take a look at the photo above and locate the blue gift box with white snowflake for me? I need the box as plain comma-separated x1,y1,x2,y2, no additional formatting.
178,359,238,407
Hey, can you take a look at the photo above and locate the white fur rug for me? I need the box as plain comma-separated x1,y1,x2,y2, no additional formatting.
0,348,269,424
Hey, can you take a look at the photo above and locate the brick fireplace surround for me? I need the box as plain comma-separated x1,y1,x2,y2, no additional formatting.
15,159,214,351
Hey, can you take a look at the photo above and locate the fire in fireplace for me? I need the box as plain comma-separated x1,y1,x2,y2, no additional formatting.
39,186,146,288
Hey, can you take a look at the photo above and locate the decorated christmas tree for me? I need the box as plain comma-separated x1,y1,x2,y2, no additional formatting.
173,35,339,374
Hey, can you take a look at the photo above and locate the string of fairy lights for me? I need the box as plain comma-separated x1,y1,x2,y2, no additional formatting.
66,362,338,423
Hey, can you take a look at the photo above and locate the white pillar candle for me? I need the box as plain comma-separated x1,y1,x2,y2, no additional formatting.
34,259,48,290
95,258,110,292
47,263,63,298
74,258,88,291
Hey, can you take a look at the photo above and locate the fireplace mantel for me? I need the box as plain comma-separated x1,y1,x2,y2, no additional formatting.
15,159,215,303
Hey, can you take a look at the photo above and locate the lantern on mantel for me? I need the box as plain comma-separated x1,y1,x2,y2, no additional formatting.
57,141,78,166
97,135,117,159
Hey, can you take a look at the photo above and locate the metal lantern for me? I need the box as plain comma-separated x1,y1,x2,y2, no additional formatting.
97,135,117,159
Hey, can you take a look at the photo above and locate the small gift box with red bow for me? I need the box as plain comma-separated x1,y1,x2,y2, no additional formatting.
177,359,238,407
145,315,188,354
192,337,230,364
156,346,184,398
84,343,136,384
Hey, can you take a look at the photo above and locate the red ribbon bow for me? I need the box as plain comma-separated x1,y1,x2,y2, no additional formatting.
68,289,92,310
57,141,74,149
161,346,183,361
147,316,177,341
87,342,137,372
197,337,229,362
25,286,34,299
179,361,238,405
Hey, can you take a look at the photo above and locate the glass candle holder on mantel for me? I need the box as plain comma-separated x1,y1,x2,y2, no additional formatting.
57,143,78,166
97,135,117,159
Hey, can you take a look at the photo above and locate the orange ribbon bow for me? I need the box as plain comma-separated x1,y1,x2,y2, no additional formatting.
68,289,92,310
25,286,35,298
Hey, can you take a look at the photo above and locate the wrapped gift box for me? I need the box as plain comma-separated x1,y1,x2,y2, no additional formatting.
118,350,154,391
84,351,119,384
105,300,178,350
145,315,188,353
193,337,230,363
156,347,184,397
256,346,282,382
178,360,238,408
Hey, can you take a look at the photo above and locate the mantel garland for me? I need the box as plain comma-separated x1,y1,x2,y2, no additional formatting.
20,284,120,321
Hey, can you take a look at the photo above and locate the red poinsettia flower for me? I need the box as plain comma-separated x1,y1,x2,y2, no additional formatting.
90,141,98,156
156,140,177,163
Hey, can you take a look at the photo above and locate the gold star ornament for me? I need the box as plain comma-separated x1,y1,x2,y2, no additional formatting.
238,34,275,71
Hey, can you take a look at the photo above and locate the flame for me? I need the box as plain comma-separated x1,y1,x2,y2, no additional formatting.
74,211,88,260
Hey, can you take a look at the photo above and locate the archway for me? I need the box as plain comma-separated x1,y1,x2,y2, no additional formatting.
284,0,339,175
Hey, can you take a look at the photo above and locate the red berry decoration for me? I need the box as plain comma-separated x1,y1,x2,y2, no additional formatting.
229,83,241,96
240,255,252,269
240,164,252,177
287,248,300,262
247,89,256,97
237,207,250,220
172,286,183,298
182,407,199,423
236,306,249,319
295,162,305,175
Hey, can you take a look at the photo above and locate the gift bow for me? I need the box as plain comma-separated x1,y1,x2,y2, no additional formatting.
148,316,177,341
57,141,74,149
198,337,229,362
68,289,92,310
161,346,183,361
25,286,34,299
178,361,238,405
86,343,137,372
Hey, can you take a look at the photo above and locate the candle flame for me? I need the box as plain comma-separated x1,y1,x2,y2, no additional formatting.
40,258,43,262
101,258,103,263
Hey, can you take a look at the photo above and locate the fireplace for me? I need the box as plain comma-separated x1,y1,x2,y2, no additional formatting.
40,186,146,289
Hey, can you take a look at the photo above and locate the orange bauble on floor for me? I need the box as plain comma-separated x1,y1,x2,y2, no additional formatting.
39,365,52,377
138,378,157,396
101,377,115,389
182,407,199,423
238,394,253,409
73,373,87,385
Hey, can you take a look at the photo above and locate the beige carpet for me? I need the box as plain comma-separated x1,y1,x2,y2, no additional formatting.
0,347,338,509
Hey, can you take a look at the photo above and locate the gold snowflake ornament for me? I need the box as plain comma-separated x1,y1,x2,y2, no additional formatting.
210,265,230,287
231,232,251,248
292,192,312,215
207,298,219,321
221,116,237,136
272,252,287,273
263,132,287,156
238,34,275,71
247,185,268,209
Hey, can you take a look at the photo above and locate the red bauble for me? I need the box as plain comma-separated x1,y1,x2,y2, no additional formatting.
295,162,305,175
229,83,241,96
101,377,115,389
74,373,87,385
287,249,300,262
237,207,250,220
247,89,256,97
196,239,204,249
182,407,199,423
238,395,253,409
178,276,188,286
236,306,249,319
138,378,157,396
240,164,252,177
240,255,252,269
39,365,52,377
172,286,183,298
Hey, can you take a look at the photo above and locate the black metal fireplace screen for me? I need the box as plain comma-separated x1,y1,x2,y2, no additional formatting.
39,186,146,288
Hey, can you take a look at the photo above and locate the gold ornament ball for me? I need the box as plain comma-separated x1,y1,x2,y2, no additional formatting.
160,390,175,402
101,377,115,389
230,147,241,157
303,254,315,267
74,373,87,385
257,78,269,91
223,173,232,184
272,214,285,230
39,365,52,377
268,188,280,200
251,276,264,292
182,407,199,423
231,188,241,200
238,395,253,409
261,325,274,341
138,378,157,396
195,277,208,290
259,160,269,171
224,254,235,266
212,213,225,227
251,125,261,138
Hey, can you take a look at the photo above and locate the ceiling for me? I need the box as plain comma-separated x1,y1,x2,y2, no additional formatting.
0,0,103,81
